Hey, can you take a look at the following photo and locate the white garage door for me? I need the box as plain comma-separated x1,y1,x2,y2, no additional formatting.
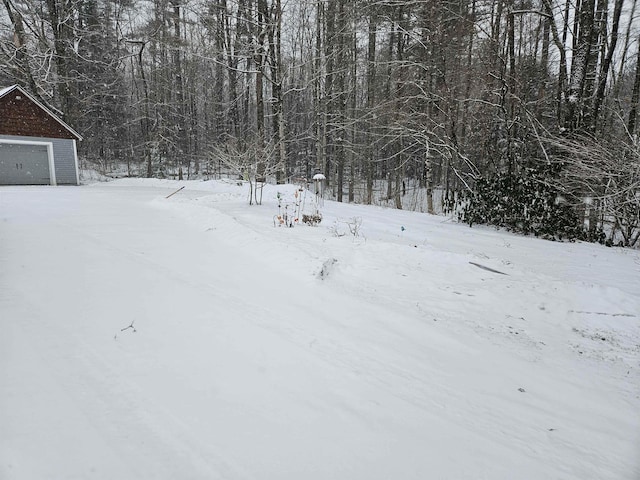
0,143,53,185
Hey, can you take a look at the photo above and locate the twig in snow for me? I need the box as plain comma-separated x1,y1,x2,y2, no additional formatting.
568,310,635,317
165,186,185,199
469,262,508,275
121,321,137,332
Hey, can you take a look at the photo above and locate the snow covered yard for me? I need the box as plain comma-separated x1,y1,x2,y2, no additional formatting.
1,179,639,480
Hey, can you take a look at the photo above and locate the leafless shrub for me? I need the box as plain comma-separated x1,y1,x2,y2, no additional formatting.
330,217,363,238
540,133,640,247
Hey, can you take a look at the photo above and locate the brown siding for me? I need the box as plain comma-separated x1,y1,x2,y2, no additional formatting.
0,90,76,139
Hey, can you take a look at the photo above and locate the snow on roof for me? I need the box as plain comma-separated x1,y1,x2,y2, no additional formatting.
0,85,17,97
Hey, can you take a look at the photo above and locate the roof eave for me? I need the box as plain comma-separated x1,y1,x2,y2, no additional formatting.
0,84,83,141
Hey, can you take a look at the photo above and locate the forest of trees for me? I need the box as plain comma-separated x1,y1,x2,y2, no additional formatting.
1,0,639,245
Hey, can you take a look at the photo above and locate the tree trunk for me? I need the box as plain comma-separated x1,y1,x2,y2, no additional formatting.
542,0,570,127
364,5,377,205
255,0,267,145
537,14,550,121
44,0,76,123
592,0,623,131
265,0,286,183
425,148,434,214
314,0,325,175
627,38,640,135
2,0,38,93
565,0,596,131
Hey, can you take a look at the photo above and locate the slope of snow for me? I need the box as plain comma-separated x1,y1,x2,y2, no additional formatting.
1,179,638,479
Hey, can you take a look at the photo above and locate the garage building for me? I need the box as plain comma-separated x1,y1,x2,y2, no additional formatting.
0,85,82,186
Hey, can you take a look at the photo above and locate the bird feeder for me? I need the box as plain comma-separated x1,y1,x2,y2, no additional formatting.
312,173,326,203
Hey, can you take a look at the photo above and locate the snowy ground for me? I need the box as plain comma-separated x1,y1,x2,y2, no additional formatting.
1,179,639,480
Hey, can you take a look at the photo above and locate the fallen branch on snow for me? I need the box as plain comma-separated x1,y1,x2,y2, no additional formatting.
469,262,508,275
121,321,137,332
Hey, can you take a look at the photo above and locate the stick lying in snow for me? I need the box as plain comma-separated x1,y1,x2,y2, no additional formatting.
121,321,136,332
569,310,636,317
469,262,508,275
165,186,185,199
